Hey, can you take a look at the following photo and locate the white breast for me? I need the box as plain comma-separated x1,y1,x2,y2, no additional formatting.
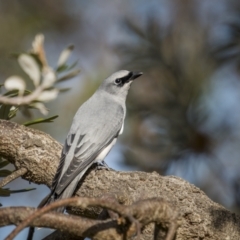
119,122,124,135
95,138,117,161
95,122,124,163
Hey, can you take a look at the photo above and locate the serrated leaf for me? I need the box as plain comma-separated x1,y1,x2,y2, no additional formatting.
57,69,80,82
4,76,26,95
0,104,12,120
57,45,74,68
0,169,12,177
0,161,9,169
18,54,40,87
24,115,58,126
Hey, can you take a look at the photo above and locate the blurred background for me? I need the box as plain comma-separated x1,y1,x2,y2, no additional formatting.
1,0,240,239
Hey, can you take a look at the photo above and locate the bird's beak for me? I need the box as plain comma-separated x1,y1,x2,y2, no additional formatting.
130,71,143,80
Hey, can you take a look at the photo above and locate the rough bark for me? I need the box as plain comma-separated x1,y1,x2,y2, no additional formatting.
0,119,240,240
1,198,179,240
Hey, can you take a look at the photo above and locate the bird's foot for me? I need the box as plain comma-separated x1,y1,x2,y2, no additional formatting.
96,161,113,171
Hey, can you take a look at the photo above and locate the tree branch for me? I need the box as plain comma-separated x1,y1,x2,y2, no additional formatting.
0,120,61,187
1,119,240,239
0,168,27,188
4,197,179,240
0,207,120,239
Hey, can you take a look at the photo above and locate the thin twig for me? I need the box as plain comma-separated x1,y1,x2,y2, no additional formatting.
5,197,140,240
0,168,27,188
0,206,117,238
0,87,43,106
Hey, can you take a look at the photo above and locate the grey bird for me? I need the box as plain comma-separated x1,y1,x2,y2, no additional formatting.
47,70,142,211
27,71,142,240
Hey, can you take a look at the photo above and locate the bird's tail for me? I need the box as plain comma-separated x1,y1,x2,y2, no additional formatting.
26,187,75,240
27,169,87,239
53,173,83,212
26,193,53,240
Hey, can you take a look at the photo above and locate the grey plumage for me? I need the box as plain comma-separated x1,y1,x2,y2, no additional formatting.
45,70,142,212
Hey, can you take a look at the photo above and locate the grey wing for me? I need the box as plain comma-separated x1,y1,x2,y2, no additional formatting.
54,107,124,196
51,133,75,192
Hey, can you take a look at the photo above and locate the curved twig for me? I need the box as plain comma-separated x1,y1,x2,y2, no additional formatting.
0,168,27,188
0,87,43,106
5,197,180,240
5,197,141,240
0,206,118,239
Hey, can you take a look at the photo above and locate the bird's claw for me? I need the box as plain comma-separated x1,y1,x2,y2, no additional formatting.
96,161,113,171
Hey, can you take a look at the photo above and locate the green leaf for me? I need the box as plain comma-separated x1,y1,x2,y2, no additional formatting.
43,87,70,93
67,60,78,71
57,69,80,82
3,89,31,97
0,169,12,177
9,188,36,194
56,64,69,73
0,104,11,120
29,53,43,69
58,88,71,92
56,60,78,73
8,107,19,119
0,161,9,169
0,104,19,120
0,187,36,197
3,89,20,96
0,188,10,197
24,115,58,126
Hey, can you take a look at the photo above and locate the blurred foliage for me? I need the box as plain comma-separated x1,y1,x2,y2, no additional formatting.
117,10,215,170
116,0,240,211
0,34,80,203
1,0,240,217
24,115,59,127
0,1,79,78
0,34,80,119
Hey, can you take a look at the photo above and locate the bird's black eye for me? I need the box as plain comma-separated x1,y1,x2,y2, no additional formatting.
115,78,122,85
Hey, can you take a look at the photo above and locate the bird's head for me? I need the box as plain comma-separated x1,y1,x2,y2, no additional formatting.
99,70,143,99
